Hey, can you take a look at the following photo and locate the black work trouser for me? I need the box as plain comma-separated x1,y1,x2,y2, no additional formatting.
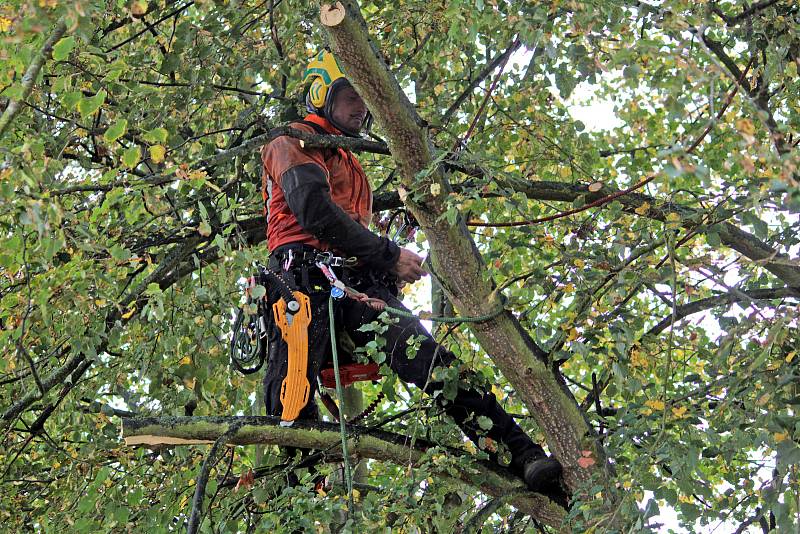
262,258,544,470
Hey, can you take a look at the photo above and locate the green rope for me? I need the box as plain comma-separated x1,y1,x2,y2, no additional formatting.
327,294,355,515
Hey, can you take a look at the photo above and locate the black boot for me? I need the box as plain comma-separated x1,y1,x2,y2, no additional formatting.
522,455,569,508
522,455,562,493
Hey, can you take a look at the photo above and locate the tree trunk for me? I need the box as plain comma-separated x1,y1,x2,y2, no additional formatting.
319,0,610,496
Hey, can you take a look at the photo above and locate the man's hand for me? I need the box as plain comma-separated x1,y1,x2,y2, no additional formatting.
392,248,427,284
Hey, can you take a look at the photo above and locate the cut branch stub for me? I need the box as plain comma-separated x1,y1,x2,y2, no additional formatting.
320,2,346,26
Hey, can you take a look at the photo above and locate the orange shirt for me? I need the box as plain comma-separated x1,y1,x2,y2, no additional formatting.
260,114,373,252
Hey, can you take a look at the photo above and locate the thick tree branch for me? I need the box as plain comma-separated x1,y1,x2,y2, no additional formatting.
1,352,85,428
0,17,66,141
730,0,782,24
645,287,798,337
378,174,800,291
121,416,566,526
52,126,389,195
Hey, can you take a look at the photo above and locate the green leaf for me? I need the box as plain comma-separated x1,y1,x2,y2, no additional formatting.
705,230,721,248
252,488,268,505
250,284,266,300
143,127,168,144
103,119,128,143
60,91,82,110
477,416,493,431
121,145,140,168
109,244,131,261
52,36,76,61
78,90,106,118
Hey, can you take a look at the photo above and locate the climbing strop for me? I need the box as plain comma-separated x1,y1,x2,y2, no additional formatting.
273,291,312,425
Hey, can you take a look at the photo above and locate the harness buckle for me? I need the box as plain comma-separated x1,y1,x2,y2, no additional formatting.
315,251,345,267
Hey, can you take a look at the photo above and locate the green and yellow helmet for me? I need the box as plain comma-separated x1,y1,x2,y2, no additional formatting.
303,49,371,136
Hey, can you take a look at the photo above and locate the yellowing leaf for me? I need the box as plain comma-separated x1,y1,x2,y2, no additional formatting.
149,144,166,163
665,212,681,230
121,306,136,319
52,36,76,61
131,0,149,16
352,489,361,502
645,399,665,411
671,406,687,418
635,202,651,216
183,377,196,390
430,183,441,196
566,327,579,342
735,118,755,135
630,348,648,368
78,91,106,118
773,431,789,443
574,258,585,268
178,356,192,366
491,384,505,400
198,221,212,237
786,351,796,363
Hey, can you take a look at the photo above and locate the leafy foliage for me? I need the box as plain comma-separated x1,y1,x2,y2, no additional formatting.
1,0,799,532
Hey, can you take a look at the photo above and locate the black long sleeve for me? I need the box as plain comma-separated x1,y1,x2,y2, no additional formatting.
280,163,400,271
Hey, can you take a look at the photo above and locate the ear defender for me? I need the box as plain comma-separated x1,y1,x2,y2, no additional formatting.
307,78,327,109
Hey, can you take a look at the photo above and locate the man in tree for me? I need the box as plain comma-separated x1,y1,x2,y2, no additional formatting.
259,50,563,495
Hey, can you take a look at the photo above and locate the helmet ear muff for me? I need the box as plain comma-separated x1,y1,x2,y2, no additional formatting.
307,77,327,109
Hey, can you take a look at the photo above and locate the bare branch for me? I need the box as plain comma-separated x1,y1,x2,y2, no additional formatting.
187,424,241,534
440,38,522,128
105,2,195,53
